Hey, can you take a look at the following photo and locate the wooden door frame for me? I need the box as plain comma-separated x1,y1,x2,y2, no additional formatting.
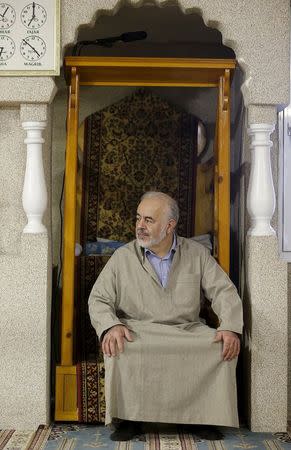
55,56,235,421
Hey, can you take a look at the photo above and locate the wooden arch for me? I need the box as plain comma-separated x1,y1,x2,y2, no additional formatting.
55,56,236,421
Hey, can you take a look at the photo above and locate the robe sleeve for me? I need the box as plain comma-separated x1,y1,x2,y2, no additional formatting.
88,254,124,339
201,248,243,334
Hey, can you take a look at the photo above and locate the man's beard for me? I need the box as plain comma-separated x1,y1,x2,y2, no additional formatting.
136,226,167,249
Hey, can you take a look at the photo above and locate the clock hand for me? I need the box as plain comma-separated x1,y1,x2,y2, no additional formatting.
28,2,36,26
22,39,40,57
28,16,35,26
0,47,4,57
2,6,9,18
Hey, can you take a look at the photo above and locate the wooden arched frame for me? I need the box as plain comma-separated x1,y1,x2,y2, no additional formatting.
55,56,236,421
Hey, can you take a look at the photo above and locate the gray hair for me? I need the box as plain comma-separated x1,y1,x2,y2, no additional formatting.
140,191,179,223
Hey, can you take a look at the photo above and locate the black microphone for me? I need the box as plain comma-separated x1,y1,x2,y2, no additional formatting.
72,31,147,56
120,31,147,42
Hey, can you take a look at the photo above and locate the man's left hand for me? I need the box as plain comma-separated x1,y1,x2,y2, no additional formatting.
214,330,240,361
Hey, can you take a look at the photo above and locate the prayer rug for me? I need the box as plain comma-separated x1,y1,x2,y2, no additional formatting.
76,256,108,423
81,89,199,244
41,424,291,450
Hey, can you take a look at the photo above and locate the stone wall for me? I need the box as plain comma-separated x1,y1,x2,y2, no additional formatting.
0,0,289,430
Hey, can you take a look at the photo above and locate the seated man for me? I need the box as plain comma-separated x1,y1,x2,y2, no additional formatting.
88,191,243,441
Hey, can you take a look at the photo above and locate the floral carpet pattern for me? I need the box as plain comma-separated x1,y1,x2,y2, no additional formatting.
2,424,289,450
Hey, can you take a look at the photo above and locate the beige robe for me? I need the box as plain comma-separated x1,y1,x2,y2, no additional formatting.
88,236,243,427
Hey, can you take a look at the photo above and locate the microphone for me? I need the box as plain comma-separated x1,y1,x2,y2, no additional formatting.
72,31,147,55
120,31,147,42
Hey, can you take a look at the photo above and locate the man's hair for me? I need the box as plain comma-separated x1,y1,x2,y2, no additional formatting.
140,191,179,223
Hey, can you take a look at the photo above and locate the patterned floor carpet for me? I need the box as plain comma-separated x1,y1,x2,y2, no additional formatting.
0,425,51,450
1,424,290,450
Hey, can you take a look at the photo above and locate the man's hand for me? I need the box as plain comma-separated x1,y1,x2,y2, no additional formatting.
213,330,240,361
102,325,133,357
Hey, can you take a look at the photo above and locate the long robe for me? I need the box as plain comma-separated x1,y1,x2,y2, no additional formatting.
88,236,243,427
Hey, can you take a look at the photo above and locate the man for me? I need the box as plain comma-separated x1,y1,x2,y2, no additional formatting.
88,192,243,441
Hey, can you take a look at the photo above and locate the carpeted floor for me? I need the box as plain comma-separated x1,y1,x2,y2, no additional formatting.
0,425,51,450
1,424,290,450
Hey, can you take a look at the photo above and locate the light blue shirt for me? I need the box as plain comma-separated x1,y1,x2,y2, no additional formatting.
145,235,177,287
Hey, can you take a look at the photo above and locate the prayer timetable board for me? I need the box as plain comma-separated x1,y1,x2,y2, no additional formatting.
0,0,60,75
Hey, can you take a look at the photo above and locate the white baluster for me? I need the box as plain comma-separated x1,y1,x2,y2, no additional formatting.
247,123,276,236
22,121,47,233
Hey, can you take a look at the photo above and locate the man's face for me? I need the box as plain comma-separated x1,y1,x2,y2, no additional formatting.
135,198,173,249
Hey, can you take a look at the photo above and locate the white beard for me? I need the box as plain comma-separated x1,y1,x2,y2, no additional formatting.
136,226,167,249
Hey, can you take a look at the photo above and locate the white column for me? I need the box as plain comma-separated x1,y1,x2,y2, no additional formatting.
247,123,276,236
22,121,47,233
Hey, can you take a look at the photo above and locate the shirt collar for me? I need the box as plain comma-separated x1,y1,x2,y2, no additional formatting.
145,234,177,259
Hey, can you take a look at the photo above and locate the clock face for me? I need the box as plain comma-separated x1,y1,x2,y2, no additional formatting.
21,2,47,29
0,3,16,29
0,35,15,60
20,35,46,61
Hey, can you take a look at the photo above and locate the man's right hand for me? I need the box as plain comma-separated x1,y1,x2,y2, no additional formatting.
101,325,133,357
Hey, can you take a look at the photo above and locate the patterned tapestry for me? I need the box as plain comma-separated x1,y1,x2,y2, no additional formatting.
81,89,198,244
77,89,199,422
77,256,109,423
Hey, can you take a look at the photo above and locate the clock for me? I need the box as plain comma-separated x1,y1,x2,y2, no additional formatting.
0,3,16,29
20,35,46,60
21,2,47,29
0,0,60,75
0,35,15,60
